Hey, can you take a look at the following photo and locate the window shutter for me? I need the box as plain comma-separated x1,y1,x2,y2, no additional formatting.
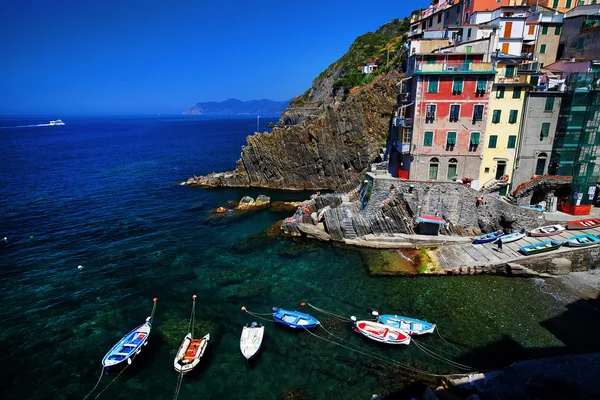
505,65,515,78
509,110,518,124
477,77,486,91
428,77,439,93
492,110,501,123
424,131,434,147
545,97,554,111
453,78,464,93
496,87,505,98
473,105,484,121
508,135,517,148
488,135,497,149
470,132,480,145
447,131,457,145
541,122,551,137
513,87,522,98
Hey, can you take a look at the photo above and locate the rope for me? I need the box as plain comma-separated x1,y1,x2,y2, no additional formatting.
149,298,158,322
411,340,474,371
436,327,464,353
189,296,196,338
172,373,184,400
411,337,461,358
82,367,104,400
93,359,133,400
243,309,276,323
306,302,352,322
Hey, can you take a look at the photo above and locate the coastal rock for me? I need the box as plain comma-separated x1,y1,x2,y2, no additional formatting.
255,194,271,206
237,196,255,209
270,201,303,213
297,223,331,242
548,258,572,275
215,207,227,213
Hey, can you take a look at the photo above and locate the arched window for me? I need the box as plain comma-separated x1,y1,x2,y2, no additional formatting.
535,153,548,176
448,158,458,180
429,158,439,180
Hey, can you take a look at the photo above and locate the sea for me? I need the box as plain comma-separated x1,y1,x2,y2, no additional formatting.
1,115,599,400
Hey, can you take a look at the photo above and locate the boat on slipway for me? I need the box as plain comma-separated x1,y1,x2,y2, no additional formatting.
473,230,504,244
174,295,209,374
528,225,565,237
351,317,411,345
567,218,600,230
519,240,563,255
500,231,527,243
566,233,600,247
373,311,435,335
240,322,264,360
272,307,319,329
102,298,158,370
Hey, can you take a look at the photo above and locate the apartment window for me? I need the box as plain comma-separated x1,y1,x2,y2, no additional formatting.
426,56,436,64
428,77,439,93
446,131,457,151
465,12,469,24
509,110,518,124
540,44,547,54
448,159,458,180
576,37,585,50
473,105,484,122
446,10,449,18
429,158,439,180
450,105,460,122
426,104,437,121
502,43,510,54
542,26,548,35
429,18,433,28
505,65,515,78
513,87,522,98
528,25,535,35
423,131,434,147
566,0,572,6
453,77,464,94
467,28,472,39
466,45,473,53
488,135,498,149
492,110,501,123
552,0,559,8
469,132,480,152
555,26,561,35
508,135,517,149
476,77,487,92
438,14,442,23
545,97,554,112
496,87,505,99
541,122,551,138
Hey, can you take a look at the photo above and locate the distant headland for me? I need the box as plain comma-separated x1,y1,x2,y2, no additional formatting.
182,98,290,115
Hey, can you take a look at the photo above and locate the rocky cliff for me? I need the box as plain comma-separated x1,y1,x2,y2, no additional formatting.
183,98,289,115
186,18,410,190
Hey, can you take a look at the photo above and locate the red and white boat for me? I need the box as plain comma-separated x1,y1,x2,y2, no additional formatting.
528,224,565,237
567,218,600,230
351,317,411,345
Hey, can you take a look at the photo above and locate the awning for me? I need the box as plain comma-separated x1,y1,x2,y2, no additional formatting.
470,132,481,145
447,131,457,145
416,215,446,225
523,40,535,45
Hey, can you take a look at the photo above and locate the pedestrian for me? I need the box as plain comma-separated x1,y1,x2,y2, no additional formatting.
496,237,503,253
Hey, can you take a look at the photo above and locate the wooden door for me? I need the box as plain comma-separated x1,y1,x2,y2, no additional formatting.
504,22,513,38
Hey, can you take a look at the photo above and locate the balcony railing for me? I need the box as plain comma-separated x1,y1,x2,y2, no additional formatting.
394,118,413,127
393,141,411,153
414,62,496,74
408,28,423,38
496,75,528,84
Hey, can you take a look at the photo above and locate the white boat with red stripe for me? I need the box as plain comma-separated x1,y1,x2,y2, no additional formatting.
350,316,411,345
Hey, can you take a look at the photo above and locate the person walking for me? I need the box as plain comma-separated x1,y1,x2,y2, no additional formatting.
496,236,503,253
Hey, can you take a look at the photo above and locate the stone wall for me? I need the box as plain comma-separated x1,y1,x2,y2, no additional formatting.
517,247,600,274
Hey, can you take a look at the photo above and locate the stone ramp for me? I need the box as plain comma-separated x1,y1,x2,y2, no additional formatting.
437,225,600,271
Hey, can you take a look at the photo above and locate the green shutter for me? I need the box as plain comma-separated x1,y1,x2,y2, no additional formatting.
566,0,572,7
552,0,558,8
509,110,518,124
542,26,548,35
545,97,554,111
428,77,439,93
505,65,515,78
541,122,551,137
470,132,480,145
576,37,585,49
508,135,517,148
496,87,505,98
426,56,436,64
424,131,434,147
492,110,501,123
540,44,546,54
488,135,497,149
447,131,457,145
513,87,522,98
477,77,486,91
453,78,464,92
555,26,561,35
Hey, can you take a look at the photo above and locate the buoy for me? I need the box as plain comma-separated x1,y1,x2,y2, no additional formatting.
78,265,84,270
192,295,197,299
3,237,6,242
241,306,247,311
153,297,158,302
371,311,379,316
300,302,306,307
127,358,132,365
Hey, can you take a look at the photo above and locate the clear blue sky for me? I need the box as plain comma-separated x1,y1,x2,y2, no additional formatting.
0,0,426,115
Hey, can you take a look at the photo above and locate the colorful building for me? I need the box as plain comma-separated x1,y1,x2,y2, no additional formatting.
559,5,600,61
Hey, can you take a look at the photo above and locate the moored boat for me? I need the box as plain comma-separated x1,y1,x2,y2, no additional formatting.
566,233,600,247
500,231,527,243
567,218,600,230
519,240,563,255
240,322,264,360
272,307,319,329
473,230,504,244
373,311,435,335
528,224,565,237
174,295,209,374
351,317,411,345
519,204,545,212
102,298,157,369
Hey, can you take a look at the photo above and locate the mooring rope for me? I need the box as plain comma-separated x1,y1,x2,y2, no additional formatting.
306,302,352,322
149,297,158,322
93,358,134,400
82,367,105,400
436,327,463,353
411,339,474,371
241,307,276,323
189,295,196,338
172,373,184,400
412,336,461,358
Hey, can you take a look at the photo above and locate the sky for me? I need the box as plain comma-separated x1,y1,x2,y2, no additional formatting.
0,0,427,115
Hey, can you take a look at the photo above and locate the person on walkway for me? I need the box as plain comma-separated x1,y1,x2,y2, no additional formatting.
496,237,503,253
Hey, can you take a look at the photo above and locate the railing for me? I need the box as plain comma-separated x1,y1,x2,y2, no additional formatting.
518,62,542,73
414,62,496,73
408,28,423,38
496,75,527,84
393,141,411,153
393,117,413,127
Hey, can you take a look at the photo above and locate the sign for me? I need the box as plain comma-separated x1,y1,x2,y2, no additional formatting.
589,186,597,201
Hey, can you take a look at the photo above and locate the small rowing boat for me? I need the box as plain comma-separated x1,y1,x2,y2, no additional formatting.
519,240,563,255
351,317,411,345
566,233,600,247
528,224,565,237
272,307,319,329
500,231,527,243
473,230,504,244
373,311,435,335
174,295,209,374
567,218,600,230
102,298,157,369
240,322,264,360
519,204,545,212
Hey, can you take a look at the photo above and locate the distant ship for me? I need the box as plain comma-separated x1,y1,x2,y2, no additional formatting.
49,119,65,126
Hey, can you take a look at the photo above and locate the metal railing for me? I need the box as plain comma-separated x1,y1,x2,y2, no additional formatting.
414,62,496,73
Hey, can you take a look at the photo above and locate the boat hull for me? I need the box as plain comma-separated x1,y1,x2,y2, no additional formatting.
377,315,435,335
528,225,565,237
174,333,209,374
567,218,600,230
272,308,319,329
567,234,600,247
240,322,264,360
354,321,410,345
473,231,504,244
501,232,526,243
102,322,151,368
519,240,563,255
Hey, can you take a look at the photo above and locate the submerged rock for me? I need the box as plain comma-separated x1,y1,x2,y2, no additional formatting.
210,267,259,286
297,223,331,241
215,206,227,214
220,281,272,300
270,201,303,213
159,318,218,350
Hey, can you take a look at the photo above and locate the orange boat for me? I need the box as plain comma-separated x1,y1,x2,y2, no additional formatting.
567,218,600,230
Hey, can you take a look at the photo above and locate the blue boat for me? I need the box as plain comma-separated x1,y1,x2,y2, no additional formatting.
473,230,504,244
567,233,600,247
374,312,436,335
272,307,319,329
519,204,545,212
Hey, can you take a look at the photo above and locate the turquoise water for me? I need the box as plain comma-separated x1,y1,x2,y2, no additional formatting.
1,116,598,400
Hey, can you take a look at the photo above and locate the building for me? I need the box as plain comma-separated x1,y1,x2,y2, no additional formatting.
532,11,564,68
479,58,530,194
559,4,600,61
362,63,378,74
524,0,588,13
391,52,496,185
462,0,523,26
409,0,463,38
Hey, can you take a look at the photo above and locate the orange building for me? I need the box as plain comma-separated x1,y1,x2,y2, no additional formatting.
462,0,514,24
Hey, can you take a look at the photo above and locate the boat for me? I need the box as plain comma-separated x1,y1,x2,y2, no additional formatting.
102,298,157,369
500,231,527,243
566,233,600,247
49,119,65,126
519,240,563,255
240,322,264,360
174,295,209,374
373,311,435,335
519,204,545,212
528,224,565,237
473,230,504,244
567,218,600,230
351,317,411,345
272,307,319,329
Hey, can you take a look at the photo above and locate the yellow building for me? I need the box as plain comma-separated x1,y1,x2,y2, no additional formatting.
479,61,528,195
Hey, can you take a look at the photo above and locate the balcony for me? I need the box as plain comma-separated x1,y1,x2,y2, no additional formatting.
582,17,600,32
393,141,411,154
394,118,413,127
413,62,496,75
517,62,542,73
495,75,529,84
408,28,423,38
